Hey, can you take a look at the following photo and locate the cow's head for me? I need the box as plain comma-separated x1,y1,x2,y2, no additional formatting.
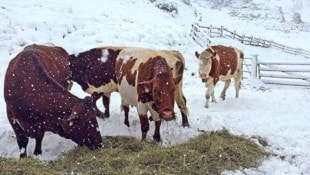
195,48,217,81
62,96,102,150
139,74,181,121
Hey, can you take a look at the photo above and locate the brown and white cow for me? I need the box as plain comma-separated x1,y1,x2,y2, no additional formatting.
195,45,244,108
4,44,102,158
69,46,124,118
115,48,181,142
160,49,189,127
69,46,189,127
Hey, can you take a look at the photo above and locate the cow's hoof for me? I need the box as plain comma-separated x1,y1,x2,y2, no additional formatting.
20,153,27,159
104,112,110,118
182,121,190,128
124,121,130,127
153,136,162,143
97,112,108,119
204,104,209,108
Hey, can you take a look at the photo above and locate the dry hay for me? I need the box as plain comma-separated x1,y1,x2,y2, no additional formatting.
0,130,268,175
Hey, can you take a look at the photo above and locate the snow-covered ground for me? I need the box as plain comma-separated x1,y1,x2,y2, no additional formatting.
0,0,310,174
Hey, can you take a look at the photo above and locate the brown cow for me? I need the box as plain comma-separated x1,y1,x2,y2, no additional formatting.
4,44,102,158
115,48,181,142
69,46,189,127
195,45,244,108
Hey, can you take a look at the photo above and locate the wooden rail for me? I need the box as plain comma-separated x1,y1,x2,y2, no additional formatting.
191,23,310,58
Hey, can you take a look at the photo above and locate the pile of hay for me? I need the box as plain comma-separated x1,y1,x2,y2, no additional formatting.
1,130,268,175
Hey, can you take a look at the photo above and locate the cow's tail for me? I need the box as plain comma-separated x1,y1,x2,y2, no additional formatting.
240,50,244,89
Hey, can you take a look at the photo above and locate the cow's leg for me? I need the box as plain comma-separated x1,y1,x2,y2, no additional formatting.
234,76,241,98
7,107,29,158
205,83,215,108
34,132,44,156
211,90,216,103
13,123,28,158
221,79,231,100
122,105,130,127
91,92,105,118
139,114,149,140
153,120,162,142
174,83,189,127
102,94,110,118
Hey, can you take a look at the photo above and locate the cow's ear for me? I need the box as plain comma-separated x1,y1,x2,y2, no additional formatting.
195,51,200,58
174,75,182,85
138,79,154,88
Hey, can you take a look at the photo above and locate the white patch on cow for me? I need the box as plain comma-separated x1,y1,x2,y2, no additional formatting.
20,147,26,154
137,102,148,114
123,54,131,61
85,79,118,94
147,102,160,121
145,88,150,93
40,42,55,47
118,76,137,106
100,49,109,63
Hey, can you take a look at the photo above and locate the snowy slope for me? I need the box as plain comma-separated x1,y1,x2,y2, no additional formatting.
0,0,310,174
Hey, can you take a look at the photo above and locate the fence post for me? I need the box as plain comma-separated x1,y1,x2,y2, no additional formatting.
251,55,258,78
209,25,212,37
220,26,224,37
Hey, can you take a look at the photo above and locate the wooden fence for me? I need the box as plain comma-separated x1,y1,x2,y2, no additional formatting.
244,56,310,87
190,23,310,58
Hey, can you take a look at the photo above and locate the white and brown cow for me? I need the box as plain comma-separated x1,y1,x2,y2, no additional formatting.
161,50,189,127
195,45,244,108
115,48,181,142
70,46,189,127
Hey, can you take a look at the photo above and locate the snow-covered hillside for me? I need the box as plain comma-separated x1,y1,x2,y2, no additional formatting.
0,0,309,174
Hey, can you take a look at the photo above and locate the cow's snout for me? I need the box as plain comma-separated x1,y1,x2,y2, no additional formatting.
163,110,173,117
199,72,208,79
161,110,175,121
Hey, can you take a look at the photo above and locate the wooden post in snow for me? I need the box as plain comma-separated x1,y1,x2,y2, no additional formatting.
251,55,259,78
220,26,224,37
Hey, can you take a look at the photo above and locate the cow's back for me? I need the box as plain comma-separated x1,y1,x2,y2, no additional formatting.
69,46,125,93
24,44,71,88
4,48,67,108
